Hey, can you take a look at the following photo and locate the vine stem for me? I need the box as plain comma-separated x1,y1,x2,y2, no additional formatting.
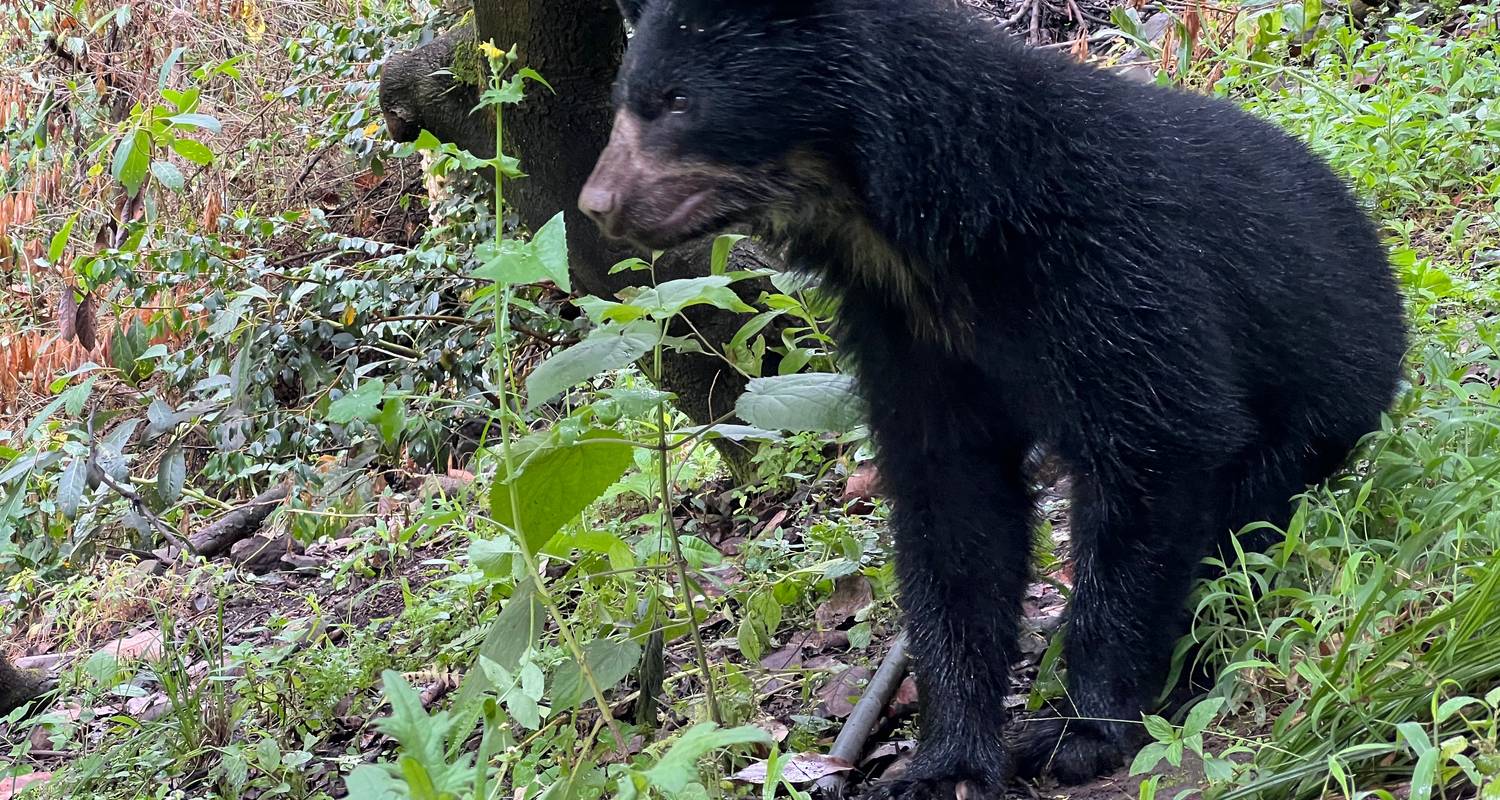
486,45,625,750
654,318,723,724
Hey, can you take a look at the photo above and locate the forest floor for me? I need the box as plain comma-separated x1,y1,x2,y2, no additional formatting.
5,0,1500,799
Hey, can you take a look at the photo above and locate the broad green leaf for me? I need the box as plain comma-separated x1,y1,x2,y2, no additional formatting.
166,112,222,133
157,444,186,506
737,617,764,663
1182,697,1224,737
57,457,87,520
48,213,78,264
524,322,660,412
489,430,636,553
327,379,386,424
468,538,516,579
735,373,864,434
448,583,546,740
530,212,570,292
150,160,185,191
631,276,755,319
170,138,214,165
645,724,772,793
710,234,746,275
377,397,407,445
113,129,152,197
1142,715,1175,743
344,765,403,800
551,638,642,711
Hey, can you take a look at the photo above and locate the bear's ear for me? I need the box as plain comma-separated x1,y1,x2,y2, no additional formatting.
617,0,647,25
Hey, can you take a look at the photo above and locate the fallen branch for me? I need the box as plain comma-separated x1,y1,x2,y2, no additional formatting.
816,633,911,798
188,482,291,557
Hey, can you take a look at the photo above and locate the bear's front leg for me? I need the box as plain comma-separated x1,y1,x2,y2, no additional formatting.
865,441,1035,800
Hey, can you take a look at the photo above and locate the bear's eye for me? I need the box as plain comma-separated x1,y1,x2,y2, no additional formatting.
666,93,691,114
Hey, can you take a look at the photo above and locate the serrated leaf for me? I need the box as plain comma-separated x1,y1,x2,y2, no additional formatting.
150,160,185,191
157,444,186,507
489,431,635,553
735,373,864,434
327,379,385,424
645,724,773,794
524,322,660,412
551,638,642,711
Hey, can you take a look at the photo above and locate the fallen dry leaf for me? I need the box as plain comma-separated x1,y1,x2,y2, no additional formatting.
93,629,163,663
815,575,874,629
818,665,872,719
0,772,51,800
731,752,853,785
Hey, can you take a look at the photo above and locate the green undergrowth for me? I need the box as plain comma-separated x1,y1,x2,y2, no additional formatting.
1133,7,1500,799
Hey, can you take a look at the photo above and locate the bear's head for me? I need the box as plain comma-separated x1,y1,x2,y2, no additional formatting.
579,0,859,250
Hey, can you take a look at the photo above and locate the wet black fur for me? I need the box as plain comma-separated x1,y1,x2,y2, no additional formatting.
608,0,1407,794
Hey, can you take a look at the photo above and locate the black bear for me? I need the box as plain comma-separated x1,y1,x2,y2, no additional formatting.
579,0,1407,795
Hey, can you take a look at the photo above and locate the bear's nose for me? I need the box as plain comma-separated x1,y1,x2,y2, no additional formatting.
578,186,619,228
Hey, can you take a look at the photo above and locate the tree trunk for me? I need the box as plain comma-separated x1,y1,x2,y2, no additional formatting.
380,3,792,485
0,655,44,716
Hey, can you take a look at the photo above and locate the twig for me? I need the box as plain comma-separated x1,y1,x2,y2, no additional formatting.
87,409,196,558
815,633,911,798
1030,0,1045,44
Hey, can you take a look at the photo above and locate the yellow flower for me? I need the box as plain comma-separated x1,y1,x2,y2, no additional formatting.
477,41,504,60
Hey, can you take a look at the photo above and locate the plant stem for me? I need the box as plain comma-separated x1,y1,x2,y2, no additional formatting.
486,49,625,749
653,319,723,724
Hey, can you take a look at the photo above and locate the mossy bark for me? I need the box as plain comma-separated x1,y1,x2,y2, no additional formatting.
0,655,44,716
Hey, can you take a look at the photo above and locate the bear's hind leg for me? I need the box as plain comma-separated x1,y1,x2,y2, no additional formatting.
1012,472,1225,784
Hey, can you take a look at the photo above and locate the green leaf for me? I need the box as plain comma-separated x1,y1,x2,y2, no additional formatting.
57,457,88,520
157,46,185,90
737,617,765,663
1182,697,1224,737
530,212,571,292
150,160,185,191
735,373,864,434
48,213,78,264
377,397,407,445
166,112,222,133
489,430,636,553
645,724,773,794
113,129,152,197
710,234,746,275
169,138,214,165
631,276,755,319
524,322,660,412
157,444,186,507
551,638,642,711
1129,742,1170,776
449,583,546,729
468,538,516,579
327,379,386,424
1142,714,1176,743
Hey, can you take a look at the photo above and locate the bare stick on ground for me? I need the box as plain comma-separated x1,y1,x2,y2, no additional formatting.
816,633,912,798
